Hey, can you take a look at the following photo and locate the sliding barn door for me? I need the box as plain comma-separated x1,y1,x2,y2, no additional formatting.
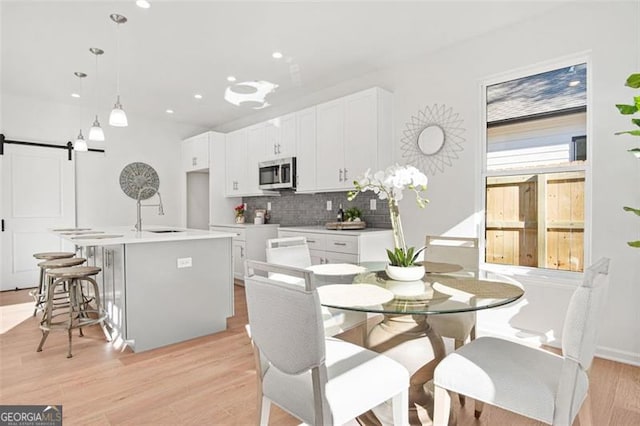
1,144,76,290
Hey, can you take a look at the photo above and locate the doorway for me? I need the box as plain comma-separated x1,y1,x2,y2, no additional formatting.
1,143,76,290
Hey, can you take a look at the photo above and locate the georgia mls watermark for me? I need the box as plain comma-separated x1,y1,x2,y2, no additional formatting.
0,405,62,426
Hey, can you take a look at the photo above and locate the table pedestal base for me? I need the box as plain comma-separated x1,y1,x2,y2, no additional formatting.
358,314,451,426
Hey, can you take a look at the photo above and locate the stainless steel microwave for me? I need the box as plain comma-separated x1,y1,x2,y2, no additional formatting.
258,157,296,190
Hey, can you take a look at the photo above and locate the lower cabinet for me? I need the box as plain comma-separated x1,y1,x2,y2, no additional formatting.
277,228,393,265
102,245,126,339
210,225,279,282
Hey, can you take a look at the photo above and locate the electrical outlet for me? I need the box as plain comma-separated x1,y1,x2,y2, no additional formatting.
326,200,332,211
177,257,192,268
267,202,271,211
370,199,377,210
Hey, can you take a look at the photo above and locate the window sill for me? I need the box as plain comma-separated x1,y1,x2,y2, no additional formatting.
481,263,583,288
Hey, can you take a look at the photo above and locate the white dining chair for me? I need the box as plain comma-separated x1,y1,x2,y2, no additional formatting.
244,260,409,426
424,235,478,405
433,257,610,426
266,237,367,338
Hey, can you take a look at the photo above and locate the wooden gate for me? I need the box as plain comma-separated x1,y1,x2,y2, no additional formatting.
485,172,584,272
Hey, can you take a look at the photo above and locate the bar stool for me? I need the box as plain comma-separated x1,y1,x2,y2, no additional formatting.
37,266,110,358
30,252,76,316
33,257,87,317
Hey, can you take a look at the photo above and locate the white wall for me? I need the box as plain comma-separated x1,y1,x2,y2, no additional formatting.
216,3,640,365
1,93,205,229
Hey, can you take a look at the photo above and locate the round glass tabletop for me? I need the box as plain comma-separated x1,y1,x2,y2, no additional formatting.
316,264,524,316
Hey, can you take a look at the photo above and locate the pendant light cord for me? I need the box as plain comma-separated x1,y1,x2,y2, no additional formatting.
116,22,120,97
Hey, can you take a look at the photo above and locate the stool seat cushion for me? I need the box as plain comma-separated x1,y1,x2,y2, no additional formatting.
47,266,101,278
38,258,86,268
33,251,76,260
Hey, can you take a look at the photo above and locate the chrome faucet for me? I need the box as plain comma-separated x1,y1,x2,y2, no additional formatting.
135,186,165,232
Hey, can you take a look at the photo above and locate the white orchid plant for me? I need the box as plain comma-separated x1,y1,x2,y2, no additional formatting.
348,164,429,263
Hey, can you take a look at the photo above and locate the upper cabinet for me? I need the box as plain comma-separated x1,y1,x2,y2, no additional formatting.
181,133,210,172
295,107,317,193
225,126,275,197
261,113,297,160
315,87,392,192
222,87,392,197
225,128,248,196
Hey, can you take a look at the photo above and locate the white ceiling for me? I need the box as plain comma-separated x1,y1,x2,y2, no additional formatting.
1,1,566,129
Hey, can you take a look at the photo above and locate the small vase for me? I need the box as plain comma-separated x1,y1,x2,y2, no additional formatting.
385,264,425,281
235,215,245,224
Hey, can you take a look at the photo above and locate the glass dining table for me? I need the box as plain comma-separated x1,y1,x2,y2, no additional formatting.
307,261,525,426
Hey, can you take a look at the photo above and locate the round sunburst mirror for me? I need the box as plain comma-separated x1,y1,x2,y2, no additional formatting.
400,104,466,175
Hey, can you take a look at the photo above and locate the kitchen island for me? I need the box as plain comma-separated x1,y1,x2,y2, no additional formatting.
55,227,235,352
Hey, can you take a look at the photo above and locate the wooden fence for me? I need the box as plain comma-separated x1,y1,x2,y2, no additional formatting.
485,171,584,272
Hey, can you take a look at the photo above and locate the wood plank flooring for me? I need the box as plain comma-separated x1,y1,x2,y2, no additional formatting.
1,284,639,425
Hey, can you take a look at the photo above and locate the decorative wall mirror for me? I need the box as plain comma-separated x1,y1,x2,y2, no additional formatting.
400,104,466,175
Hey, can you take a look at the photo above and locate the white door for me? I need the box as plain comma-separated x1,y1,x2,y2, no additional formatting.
1,144,76,290
316,98,345,191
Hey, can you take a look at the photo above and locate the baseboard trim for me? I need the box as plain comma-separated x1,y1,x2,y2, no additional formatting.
477,325,640,367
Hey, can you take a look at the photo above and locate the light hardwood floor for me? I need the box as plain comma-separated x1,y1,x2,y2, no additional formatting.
1,284,639,425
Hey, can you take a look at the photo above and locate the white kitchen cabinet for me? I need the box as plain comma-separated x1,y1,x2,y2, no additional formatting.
101,244,126,338
262,113,296,160
181,133,210,172
210,224,279,282
315,87,393,192
225,128,248,196
278,227,393,265
295,107,317,193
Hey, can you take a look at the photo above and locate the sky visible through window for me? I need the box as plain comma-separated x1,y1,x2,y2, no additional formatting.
487,63,587,123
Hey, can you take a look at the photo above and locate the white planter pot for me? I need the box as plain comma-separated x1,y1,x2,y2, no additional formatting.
385,264,425,281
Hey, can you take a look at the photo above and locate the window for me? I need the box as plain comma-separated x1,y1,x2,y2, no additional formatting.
483,63,587,272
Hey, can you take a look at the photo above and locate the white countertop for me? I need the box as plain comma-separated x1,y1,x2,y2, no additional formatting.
54,226,236,247
278,225,392,236
209,223,280,229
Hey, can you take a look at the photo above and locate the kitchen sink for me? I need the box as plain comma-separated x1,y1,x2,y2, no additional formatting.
72,234,124,239
146,229,185,233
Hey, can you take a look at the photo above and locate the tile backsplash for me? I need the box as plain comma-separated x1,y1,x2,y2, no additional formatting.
242,191,391,228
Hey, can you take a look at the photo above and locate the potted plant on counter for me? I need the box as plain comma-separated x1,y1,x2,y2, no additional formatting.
348,164,429,280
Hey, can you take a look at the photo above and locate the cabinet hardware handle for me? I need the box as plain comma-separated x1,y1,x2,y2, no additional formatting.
240,246,244,258
324,258,329,264
277,144,281,154
343,168,348,181
273,144,277,155
339,169,343,182
1,219,4,232
333,242,347,246
192,157,197,166
307,239,316,243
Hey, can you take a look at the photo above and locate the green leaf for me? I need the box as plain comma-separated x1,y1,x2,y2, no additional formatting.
626,73,640,89
623,206,640,216
635,95,640,110
615,130,640,136
616,104,638,115
628,240,640,248
628,148,640,158
632,119,640,127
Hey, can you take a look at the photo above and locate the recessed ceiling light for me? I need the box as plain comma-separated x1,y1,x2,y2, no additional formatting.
272,51,283,59
165,109,174,114
71,93,80,98
136,0,151,9
194,94,203,99
227,76,236,82
569,80,581,87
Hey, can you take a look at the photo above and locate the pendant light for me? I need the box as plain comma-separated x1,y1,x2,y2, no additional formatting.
109,13,128,127
73,72,88,152
89,47,105,141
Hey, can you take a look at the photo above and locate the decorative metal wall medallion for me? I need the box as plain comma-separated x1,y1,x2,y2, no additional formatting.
400,104,466,175
119,162,160,200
